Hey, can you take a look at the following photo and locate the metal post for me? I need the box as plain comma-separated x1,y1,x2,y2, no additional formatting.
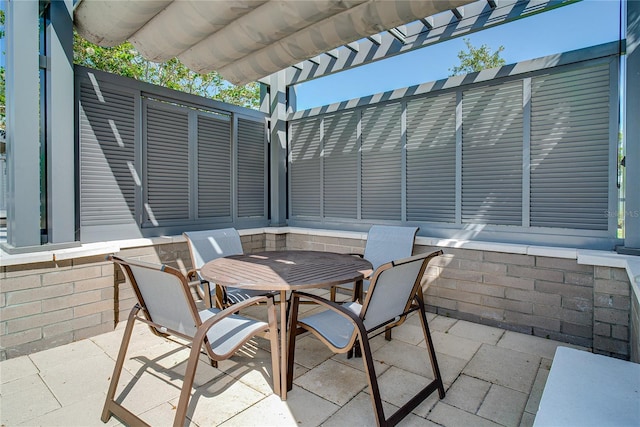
4,0,41,249
267,72,288,226
46,0,76,244
621,0,640,253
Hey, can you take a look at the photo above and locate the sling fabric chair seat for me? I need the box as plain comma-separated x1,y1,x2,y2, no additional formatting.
287,250,444,427
330,225,419,303
102,256,280,427
184,228,275,308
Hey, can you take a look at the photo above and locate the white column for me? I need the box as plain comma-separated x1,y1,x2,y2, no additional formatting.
624,0,640,251
267,72,288,226
46,0,76,243
5,0,41,248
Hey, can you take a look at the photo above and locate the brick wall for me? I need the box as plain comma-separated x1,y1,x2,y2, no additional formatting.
425,249,596,346
593,267,632,359
1,230,635,360
1,256,115,360
425,250,631,359
286,232,633,360
631,286,640,363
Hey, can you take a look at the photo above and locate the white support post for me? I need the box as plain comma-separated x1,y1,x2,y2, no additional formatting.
622,0,640,252
267,72,288,226
46,0,76,244
4,0,41,249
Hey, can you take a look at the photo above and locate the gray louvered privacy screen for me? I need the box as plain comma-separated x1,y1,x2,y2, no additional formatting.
289,118,322,217
197,113,232,219
530,63,611,230
144,100,190,223
406,93,457,223
77,67,268,242
324,111,359,218
79,81,136,228
288,52,617,246
462,81,523,226
237,118,268,218
361,103,403,220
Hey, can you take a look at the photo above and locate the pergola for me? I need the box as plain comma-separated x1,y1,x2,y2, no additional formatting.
3,0,639,253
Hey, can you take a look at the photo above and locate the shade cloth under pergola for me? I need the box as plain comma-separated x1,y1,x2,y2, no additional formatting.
74,0,473,86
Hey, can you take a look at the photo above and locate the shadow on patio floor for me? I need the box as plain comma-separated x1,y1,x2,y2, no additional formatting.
1,294,584,427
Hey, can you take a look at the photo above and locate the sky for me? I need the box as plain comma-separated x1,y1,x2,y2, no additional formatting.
294,0,624,111
0,0,623,109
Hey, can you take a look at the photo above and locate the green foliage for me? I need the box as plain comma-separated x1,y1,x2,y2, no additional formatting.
449,38,506,76
73,32,260,109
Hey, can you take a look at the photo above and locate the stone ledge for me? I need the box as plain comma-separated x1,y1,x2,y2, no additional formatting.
2,227,638,296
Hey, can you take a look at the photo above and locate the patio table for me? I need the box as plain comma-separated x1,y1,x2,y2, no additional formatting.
200,250,373,400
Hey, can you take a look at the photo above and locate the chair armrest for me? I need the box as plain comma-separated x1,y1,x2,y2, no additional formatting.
292,291,366,334
349,254,371,280
194,295,274,338
214,294,273,318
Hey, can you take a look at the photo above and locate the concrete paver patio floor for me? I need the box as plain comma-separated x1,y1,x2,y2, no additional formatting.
1,297,584,427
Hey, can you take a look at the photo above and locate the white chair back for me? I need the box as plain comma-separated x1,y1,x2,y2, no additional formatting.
184,228,243,270
363,225,419,271
119,258,199,337
361,254,427,330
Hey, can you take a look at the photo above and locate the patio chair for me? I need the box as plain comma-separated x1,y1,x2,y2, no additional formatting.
287,250,445,427
184,228,275,308
102,256,280,427
330,225,419,303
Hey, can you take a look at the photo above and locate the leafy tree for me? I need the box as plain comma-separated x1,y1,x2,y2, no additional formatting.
449,38,506,76
0,12,260,130
73,32,260,109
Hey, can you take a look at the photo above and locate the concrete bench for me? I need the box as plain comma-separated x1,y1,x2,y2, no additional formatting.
534,346,640,426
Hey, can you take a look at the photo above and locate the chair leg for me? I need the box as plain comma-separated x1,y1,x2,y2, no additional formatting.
173,333,205,427
384,326,393,341
215,283,226,309
101,306,140,423
203,281,213,308
359,336,387,427
266,299,281,398
347,338,362,359
330,286,337,302
417,296,445,399
286,294,301,392
352,278,364,303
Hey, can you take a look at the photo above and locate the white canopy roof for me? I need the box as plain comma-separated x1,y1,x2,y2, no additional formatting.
74,0,474,86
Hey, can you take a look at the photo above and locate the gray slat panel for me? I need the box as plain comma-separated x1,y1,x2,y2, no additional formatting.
237,118,266,218
290,118,321,217
361,103,403,220
323,111,359,218
530,64,610,230
406,92,457,223
197,114,231,218
145,101,190,222
79,83,136,226
462,81,523,225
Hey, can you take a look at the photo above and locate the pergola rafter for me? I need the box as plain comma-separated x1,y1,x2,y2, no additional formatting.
278,0,579,86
